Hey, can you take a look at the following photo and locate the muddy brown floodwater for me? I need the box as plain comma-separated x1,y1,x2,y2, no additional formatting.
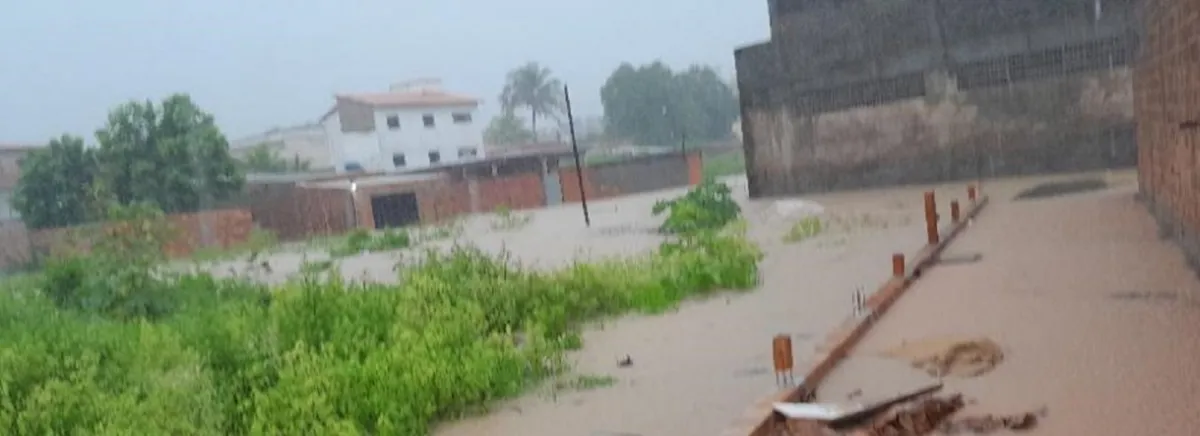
197,172,1142,436
840,171,1200,436
426,176,1014,436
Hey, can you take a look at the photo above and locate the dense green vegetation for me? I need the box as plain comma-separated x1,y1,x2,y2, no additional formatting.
0,182,760,435
653,178,741,235
13,95,243,230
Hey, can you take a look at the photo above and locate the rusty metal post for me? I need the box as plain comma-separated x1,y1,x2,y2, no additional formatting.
772,334,795,387
967,184,977,202
924,191,939,245
950,200,961,223
892,253,906,278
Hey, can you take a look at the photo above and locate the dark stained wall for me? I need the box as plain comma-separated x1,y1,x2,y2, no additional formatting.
737,0,1140,197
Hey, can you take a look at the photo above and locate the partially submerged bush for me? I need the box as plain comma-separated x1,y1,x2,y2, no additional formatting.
653,178,740,235
1,185,762,434
783,216,824,243
329,227,412,257
490,205,531,231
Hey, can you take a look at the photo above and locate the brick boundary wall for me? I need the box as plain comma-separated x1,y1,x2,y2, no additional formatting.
722,186,990,436
28,208,255,260
560,152,703,203
1135,0,1200,273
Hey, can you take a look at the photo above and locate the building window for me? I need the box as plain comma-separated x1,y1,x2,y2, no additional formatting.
422,114,436,128
392,153,406,168
386,115,400,130
451,112,472,124
428,150,441,164
458,147,478,159
344,162,364,172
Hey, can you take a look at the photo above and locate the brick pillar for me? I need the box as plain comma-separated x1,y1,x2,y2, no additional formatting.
686,152,704,185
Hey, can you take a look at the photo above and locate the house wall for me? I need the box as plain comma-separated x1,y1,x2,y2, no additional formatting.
230,124,332,170
322,112,380,172
737,0,1139,196
242,152,704,240
1137,0,1200,272
324,102,486,173
373,104,485,170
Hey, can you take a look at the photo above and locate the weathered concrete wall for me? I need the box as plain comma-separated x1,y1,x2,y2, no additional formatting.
743,68,1136,195
738,0,1139,196
1136,0,1200,272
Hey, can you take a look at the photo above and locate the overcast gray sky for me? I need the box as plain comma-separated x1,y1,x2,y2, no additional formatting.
0,0,768,144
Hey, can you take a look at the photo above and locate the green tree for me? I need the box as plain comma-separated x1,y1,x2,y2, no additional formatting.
95,94,244,214
483,113,536,146
600,62,739,146
238,143,311,173
499,62,563,142
12,135,102,229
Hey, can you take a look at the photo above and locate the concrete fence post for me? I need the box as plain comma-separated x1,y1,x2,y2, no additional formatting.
892,253,906,278
950,200,961,223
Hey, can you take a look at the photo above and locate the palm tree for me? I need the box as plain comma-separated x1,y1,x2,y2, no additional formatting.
499,62,563,142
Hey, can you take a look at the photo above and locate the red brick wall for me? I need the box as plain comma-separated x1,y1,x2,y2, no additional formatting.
414,180,471,224
559,152,704,203
687,152,703,185
353,173,545,229
474,173,545,211
1137,0,1200,263
249,183,352,241
163,209,255,256
559,167,619,203
25,208,255,260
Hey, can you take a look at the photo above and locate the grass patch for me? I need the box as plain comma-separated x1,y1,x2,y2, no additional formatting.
783,216,824,243
0,183,761,435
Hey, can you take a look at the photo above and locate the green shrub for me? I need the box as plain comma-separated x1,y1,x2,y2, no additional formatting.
330,228,412,257
0,187,762,435
783,216,824,243
652,178,741,235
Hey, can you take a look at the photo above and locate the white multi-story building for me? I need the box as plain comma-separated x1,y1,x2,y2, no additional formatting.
230,123,332,171
321,79,485,173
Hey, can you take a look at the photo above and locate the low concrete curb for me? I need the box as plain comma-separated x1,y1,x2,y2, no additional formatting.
722,188,990,436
